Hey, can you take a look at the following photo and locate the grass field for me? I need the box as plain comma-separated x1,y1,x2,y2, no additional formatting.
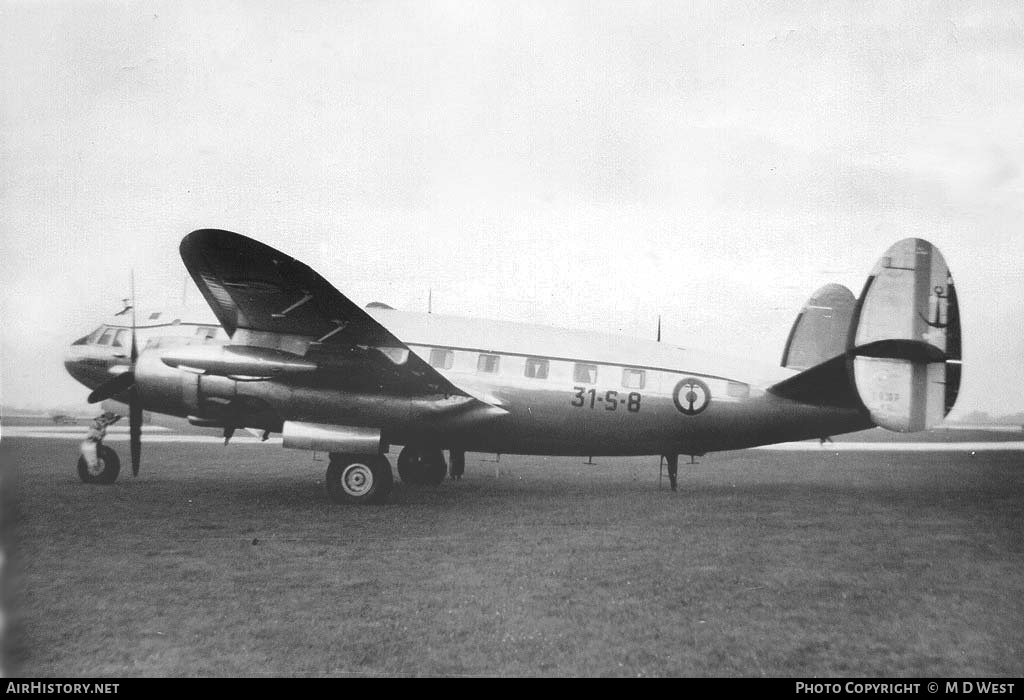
2,437,1022,677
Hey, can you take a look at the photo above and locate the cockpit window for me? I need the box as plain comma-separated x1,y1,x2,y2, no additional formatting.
97,328,117,346
112,330,129,348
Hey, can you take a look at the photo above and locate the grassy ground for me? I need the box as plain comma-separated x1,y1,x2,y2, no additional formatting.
2,438,1022,677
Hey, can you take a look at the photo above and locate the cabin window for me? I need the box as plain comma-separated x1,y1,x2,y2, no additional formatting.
477,353,501,373
524,357,549,379
112,330,129,348
195,326,217,342
97,328,116,346
574,363,598,384
149,312,162,320
429,348,453,370
622,368,645,390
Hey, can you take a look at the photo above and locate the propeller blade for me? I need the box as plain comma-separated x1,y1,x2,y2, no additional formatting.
130,384,142,476
86,371,135,403
128,269,141,476
130,270,138,365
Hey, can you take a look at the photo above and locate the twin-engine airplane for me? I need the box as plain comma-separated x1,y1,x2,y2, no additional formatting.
64,230,961,504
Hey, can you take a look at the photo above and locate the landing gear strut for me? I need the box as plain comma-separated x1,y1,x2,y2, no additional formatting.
397,445,446,485
664,453,679,491
449,449,465,480
325,453,393,505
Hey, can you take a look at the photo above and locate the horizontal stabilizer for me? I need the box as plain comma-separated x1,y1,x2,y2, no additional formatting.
768,354,859,408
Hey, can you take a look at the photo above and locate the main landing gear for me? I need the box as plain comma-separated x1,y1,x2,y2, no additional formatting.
325,445,462,505
396,445,447,486
325,453,394,505
663,454,679,491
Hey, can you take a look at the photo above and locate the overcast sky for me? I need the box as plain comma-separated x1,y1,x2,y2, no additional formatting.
2,1,1022,417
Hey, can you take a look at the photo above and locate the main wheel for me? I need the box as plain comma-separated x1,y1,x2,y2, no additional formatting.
325,454,393,505
77,444,121,485
396,446,447,486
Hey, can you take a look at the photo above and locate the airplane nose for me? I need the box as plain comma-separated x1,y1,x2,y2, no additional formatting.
64,345,93,387
64,343,113,390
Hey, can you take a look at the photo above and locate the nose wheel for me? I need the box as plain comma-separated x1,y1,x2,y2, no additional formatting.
77,444,121,484
325,454,393,505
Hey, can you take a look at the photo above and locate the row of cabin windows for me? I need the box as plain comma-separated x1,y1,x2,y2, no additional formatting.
427,348,646,389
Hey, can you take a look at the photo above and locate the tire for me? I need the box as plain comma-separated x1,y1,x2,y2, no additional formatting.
325,454,393,505
77,444,121,484
396,446,447,486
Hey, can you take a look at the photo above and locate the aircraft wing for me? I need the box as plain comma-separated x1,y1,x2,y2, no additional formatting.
179,229,474,399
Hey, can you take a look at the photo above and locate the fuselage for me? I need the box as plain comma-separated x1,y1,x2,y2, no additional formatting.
65,306,873,456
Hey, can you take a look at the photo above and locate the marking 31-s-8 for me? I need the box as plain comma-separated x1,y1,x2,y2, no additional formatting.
571,387,642,412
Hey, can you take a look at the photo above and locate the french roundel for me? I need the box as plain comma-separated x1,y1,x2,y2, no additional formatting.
673,377,711,415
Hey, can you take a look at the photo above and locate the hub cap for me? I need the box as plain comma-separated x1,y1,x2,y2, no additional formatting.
341,462,373,497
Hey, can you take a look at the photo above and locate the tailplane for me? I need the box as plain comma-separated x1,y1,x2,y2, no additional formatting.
770,238,962,432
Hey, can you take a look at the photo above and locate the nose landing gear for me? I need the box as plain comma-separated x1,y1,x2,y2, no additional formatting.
77,411,124,484
77,443,121,484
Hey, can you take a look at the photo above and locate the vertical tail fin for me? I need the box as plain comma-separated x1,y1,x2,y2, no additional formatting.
849,238,962,432
769,238,962,432
781,283,856,371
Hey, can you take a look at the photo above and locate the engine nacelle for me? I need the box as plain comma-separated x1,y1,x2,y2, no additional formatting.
135,351,238,422
161,345,318,379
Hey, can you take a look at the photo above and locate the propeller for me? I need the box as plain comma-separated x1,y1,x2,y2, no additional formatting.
87,272,142,476
87,370,134,403
128,279,141,476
